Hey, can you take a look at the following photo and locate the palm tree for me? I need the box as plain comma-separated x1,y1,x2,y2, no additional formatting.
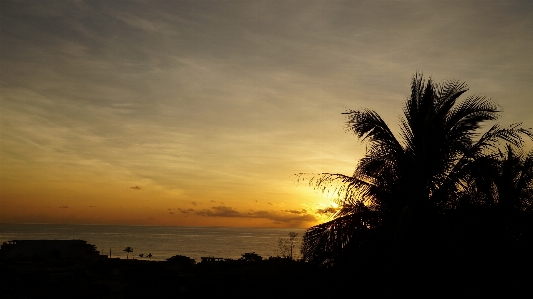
493,145,533,212
485,146,533,244
445,145,533,264
123,246,133,259
300,73,532,266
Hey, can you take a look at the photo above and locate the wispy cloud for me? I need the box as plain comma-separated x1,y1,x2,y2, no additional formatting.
2,1,532,227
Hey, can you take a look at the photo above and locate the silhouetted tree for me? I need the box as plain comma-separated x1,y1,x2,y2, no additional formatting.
492,145,533,212
278,232,300,260
485,146,532,235
167,255,195,264
138,253,144,259
299,73,532,266
124,247,133,259
239,252,263,262
167,255,195,270
442,144,533,268
146,253,152,260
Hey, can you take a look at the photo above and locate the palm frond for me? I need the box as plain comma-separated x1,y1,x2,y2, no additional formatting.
343,109,402,153
468,123,532,156
301,204,380,266
434,79,468,114
445,95,500,147
295,172,381,207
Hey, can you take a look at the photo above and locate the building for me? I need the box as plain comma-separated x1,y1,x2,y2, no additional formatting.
0,239,104,262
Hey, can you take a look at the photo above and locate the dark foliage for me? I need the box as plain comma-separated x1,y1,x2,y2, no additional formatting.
299,73,533,268
238,252,263,262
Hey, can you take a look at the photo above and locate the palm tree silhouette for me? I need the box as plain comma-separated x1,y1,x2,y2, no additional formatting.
486,146,533,245
447,144,533,264
300,73,532,266
123,247,133,259
492,145,533,212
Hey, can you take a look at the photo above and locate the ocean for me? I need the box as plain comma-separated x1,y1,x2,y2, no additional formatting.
0,223,306,262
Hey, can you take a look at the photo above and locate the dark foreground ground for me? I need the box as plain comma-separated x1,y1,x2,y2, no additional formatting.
1,255,531,298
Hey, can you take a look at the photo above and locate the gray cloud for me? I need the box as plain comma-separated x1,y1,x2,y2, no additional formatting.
283,209,307,214
251,210,317,224
195,206,241,218
191,206,317,224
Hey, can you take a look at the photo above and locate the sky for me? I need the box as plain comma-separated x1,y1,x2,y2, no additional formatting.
1,0,532,228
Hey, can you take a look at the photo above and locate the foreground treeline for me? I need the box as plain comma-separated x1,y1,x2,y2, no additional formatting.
1,251,529,298
0,254,350,298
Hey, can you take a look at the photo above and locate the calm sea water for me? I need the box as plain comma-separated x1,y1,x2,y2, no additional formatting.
0,224,306,262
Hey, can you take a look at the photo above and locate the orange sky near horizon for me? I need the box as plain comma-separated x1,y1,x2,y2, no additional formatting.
1,1,533,228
